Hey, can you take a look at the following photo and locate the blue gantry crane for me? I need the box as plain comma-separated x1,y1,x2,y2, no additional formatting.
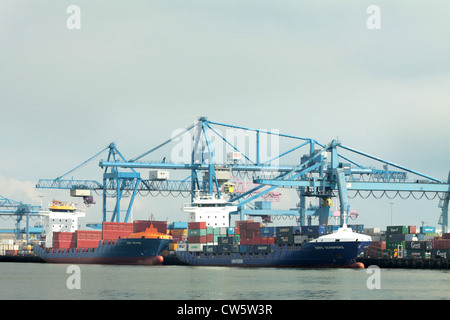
0,194,42,243
36,117,450,231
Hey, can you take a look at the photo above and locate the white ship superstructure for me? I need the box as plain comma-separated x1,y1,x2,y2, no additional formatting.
182,194,237,228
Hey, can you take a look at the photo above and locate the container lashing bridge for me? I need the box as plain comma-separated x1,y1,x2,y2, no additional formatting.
36,117,450,232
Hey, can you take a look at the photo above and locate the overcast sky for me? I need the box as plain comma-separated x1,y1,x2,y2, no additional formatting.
0,1,449,230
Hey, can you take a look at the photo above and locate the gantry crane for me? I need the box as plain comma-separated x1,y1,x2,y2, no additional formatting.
36,117,450,231
0,194,41,243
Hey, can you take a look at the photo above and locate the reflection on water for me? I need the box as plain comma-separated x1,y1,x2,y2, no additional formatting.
1,263,449,300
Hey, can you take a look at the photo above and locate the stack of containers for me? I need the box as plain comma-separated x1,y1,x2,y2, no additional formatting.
102,222,134,240
276,226,294,245
217,236,239,253
385,225,436,258
432,233,450,258
76,230,102,248
52,232,76,249
169,222,188,251
187,222,207,251
237,221,260,245
386,226,409,255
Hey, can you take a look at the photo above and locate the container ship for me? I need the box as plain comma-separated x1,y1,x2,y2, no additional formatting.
174,195,372,268
34,200,172,265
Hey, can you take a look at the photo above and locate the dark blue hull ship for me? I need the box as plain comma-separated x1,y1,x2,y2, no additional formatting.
176,226,371,268
35,237,172,265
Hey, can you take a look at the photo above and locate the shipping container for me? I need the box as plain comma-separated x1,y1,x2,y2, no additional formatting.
218,244,233,253
172,235,186,242
203,245,218,253
387,226,409,234
276,234,294,245
177,243,187,251
171,222,188,229
364,227,381,236
420,226,436,234
431,249,450,259
386,241,406,251
253,244,273,253
405,241,431,251
387,234,406,241
443,233,450,240
276,226,294,235
187,236,207,243
301,225,326,236
408,226,417,234
433,239,450,250
218,236,237,245
188,243,204,252
227,227,235,235
206,226,214,235
188,222,206,229
170,229,187,236
149,170,169,180
188,229,207,237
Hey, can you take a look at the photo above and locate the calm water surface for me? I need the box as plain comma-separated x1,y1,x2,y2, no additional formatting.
1,262,449,300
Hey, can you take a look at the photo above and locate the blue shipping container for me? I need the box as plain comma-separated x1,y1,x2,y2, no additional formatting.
227,227,235,235
301,225,326,235
260,227,275,237
171,222,188,229
420,226,436,234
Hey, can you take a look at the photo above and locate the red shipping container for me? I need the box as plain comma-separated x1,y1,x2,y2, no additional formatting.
409,226,417,234
53,232,76,249
172,235,186,242
187,236,207,243
76,230,102,240
443,233,450,240
434,239,450,249
188,222,206,229
102,230,133,240
77,240,100,249
206,234,214,243
102,222,134,232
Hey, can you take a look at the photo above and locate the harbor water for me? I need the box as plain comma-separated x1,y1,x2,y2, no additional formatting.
1,262,449,300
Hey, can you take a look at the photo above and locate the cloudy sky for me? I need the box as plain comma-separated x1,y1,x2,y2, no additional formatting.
0,1,449,230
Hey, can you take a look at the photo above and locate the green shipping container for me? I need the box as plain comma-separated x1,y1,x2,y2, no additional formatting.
387,226,409,234
386,241,406,251
188,229,207,236
207,227,214,235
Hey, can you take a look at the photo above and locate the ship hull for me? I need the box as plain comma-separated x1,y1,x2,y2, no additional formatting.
176,241,371,268
35,238,171,266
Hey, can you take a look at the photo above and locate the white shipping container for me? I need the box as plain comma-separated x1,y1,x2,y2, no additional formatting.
149,170,169,180
70,189,91,197
364,228,381,236
176,243,187,251
294,235,309,244
188,243,204,252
